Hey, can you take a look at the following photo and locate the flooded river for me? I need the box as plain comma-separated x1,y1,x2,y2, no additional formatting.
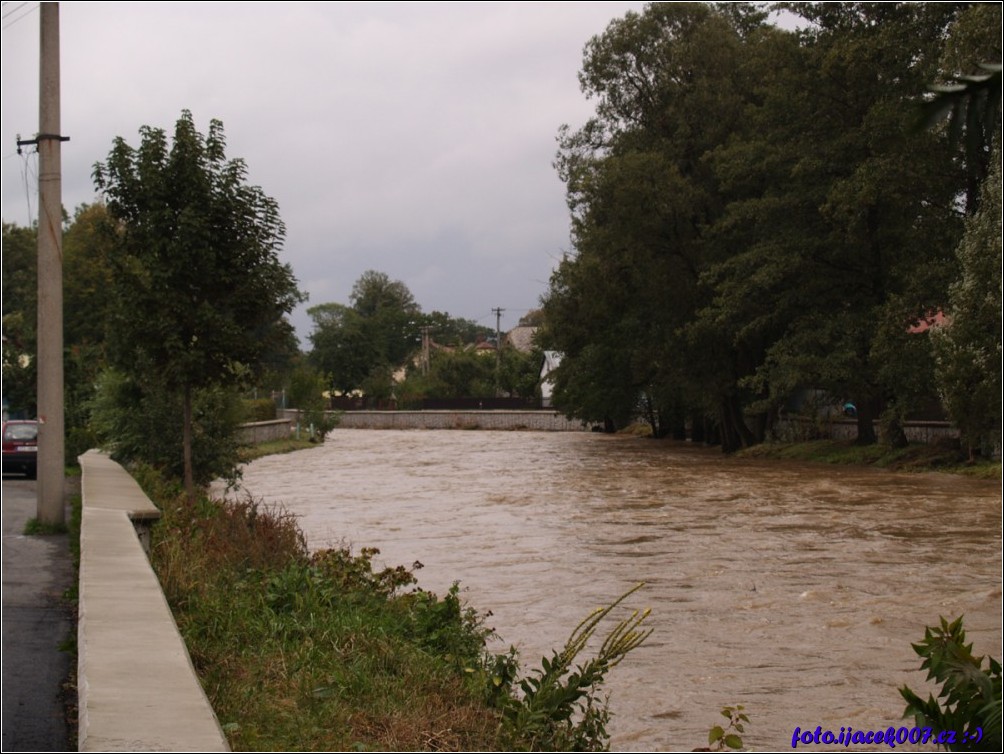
229,430,1002,750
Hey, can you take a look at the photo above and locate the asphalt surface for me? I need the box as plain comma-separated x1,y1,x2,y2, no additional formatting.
1,475,74,752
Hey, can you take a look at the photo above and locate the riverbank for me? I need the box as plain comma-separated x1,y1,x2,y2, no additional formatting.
140,458,641,751
734,439,1001,479
236,436,316,463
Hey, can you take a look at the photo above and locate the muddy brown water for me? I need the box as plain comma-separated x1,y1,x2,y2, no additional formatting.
226,430,1002,751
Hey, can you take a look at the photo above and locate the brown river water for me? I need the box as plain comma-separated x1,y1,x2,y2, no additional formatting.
226,429,1002,751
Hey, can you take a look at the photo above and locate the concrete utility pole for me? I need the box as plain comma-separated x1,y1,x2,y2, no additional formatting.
492,307,505,390
419,326,432,376
36,2,66,525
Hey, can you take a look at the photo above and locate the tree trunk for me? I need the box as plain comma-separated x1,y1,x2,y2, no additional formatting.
885,414,909,448
718,398,740,453
182,384,195,502
689,412,706,444
719,395,757,453
854,397,878,445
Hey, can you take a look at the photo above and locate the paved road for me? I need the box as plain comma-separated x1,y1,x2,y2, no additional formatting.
1,476,74,752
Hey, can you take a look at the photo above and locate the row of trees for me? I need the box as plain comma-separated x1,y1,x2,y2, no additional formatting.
538,2,1001,453
306,270,543,406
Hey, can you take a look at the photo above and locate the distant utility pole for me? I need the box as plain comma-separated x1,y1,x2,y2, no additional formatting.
419,326,432,376
36,2,67,525
492,307,505,390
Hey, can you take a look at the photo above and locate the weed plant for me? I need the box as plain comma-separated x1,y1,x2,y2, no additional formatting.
901,616,1001,752
147,479,649,751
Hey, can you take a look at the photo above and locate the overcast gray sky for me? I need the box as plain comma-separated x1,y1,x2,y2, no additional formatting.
2,1,651,344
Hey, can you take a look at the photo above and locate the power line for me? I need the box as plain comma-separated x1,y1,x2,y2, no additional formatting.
1,1,36,29
2,1,30,20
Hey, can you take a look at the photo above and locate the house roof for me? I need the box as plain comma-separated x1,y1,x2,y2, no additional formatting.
504,326,537,353
907,311,949,334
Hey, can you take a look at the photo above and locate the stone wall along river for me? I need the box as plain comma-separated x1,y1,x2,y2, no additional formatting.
227,430,1002,751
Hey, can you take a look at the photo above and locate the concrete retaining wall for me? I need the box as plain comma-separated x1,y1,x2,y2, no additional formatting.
774,418,959,444
325,409,589,431
77,450,230,752
237,418,292,445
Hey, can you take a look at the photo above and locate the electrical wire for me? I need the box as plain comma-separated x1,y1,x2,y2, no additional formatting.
1,2,29,20
1,0,36,29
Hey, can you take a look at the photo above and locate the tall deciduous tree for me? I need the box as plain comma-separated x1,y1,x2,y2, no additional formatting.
308,270,421,397
700,2,967,444
308,302,376,395
543,2,762,443
932,140,1002,458
93,111,304,497
543,2,976,448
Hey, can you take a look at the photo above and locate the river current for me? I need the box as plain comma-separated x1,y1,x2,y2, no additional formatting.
226,430,1002,751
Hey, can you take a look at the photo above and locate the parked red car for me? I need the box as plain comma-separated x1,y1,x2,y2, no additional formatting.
2,420,38,479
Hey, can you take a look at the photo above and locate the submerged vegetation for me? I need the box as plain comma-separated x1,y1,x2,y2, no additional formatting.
142,465,649,751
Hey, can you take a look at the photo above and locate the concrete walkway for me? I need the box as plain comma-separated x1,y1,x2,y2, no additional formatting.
1,476,74,752
76,450,229,752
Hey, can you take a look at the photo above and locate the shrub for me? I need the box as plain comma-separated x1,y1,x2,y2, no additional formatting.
900,616,1002,752
89,369,245,486
242,398,277,422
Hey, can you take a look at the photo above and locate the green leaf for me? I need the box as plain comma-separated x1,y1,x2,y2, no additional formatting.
724,733,743,749
709,725,725,744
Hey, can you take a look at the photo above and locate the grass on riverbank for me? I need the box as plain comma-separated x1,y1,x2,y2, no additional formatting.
147,485,500,750
236,437,317,463
139,461,650,752
736,439,1001,479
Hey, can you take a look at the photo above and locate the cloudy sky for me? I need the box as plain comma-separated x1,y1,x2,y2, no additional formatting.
2,1,651,343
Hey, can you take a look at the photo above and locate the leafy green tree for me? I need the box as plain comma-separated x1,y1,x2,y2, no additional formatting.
93,111,304,497
924,2,1002,216
2,222,38,417
421,310,493,347
308,302,375,395
63,204,116,349
932,140,1002,458
497,346,541,401
61,204,119,453
426,349,496,399
735,1,968,443
543,2,762,443
350,270,421,367
308,271,421,399
692,2,966,444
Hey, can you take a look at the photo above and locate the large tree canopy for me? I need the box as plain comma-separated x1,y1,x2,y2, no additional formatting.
540,1,996,449
93,111,304,494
